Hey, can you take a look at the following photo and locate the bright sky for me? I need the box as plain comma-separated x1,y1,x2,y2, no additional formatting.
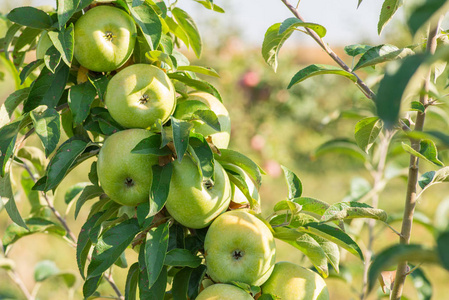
2,0,388,47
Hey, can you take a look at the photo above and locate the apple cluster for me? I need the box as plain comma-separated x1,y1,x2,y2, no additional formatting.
33,3,329,299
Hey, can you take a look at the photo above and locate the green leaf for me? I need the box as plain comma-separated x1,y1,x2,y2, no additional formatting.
74,185,104,219
262,23,294,72
409,265,432,300
24,64,70,112
276,230,329,277
376,55,426,128
139,243,168,300
64,182,88,204
1,173,26,230
127,0,162,50
288,64,356,89
215,149,264,187
3,217,65,249
68,81,97,125
87,218,140,279
131,134,172,156
273,200,302,215
57,0,81,29
225,168,260,211
314,138,368,163
321,202,388,223
30,106,61,157
169,73,222,102
178,65,219,77
281,165,302,199
418,167,449,189
187,264,208,299
344,44,373,57
353,44,414,70
171,117,193,162
192,110,221,132
125,262,139,300
77,211,102,278
193,0,225,13
354,117,382,153
4,88,30,117
165,249,202,268
83,275,101,298
367,244,440,293
378,0,403,34
44,139,89,191
279,17,326,37
189,133,214,180
34,260,59,281
34,260,76,287
437,231,449,270
148,163,173,217
84,107,125,136
172,7,202,58
20,60,44,85
145,222,169,289
44,46,62,73
165,17,190,50
402,140,444,167
299,222,364,260
88,74,109,101
146,50,175,70
172,267,193,300
0,119,21,176
7,7,53,29
411,101,426,113
292,197,330,217
14,27,41,53
48,23,75,66
3,24,22,60
407,0,449,37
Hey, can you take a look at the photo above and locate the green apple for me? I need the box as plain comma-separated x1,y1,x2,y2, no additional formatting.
165,156,232,229
196,284,253,300
204,210,276,286
174,92,231,149
97,129,158,206
74,5,136,72
36,31,52,59
261,261,329,300
105,64,176,129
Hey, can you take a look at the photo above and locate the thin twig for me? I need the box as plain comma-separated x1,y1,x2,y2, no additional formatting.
7,270,32,300
280,0,376,100
389,19,441,300
360,132,392,299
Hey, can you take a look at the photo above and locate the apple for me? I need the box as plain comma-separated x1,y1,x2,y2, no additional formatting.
196,284,253,300
165,156,232,229
204,210,276,286
105,64,176,129
36,31,52,60
173,92,231,149
97,129,158,206
261,261,329,300
74,5,136,72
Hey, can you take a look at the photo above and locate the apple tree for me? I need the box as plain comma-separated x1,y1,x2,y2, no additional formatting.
0,0,441,299
262,0,449,299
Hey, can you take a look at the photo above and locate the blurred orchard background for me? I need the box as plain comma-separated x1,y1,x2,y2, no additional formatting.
1,0,449,299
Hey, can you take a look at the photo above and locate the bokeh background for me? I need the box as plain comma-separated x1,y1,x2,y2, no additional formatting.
1,0,449,299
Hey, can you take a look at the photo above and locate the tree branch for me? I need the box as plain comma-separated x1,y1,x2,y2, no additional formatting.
20,161,124,300
280,0,376,100
389,20,441,300
7,270,32,300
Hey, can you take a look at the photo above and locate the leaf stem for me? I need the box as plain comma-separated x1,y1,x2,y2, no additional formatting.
389,19,441,300
280,0,376,100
